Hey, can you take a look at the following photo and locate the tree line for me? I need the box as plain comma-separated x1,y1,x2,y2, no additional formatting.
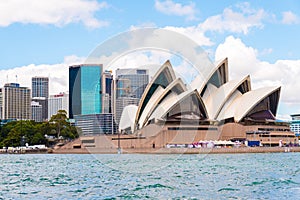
0,110,79,148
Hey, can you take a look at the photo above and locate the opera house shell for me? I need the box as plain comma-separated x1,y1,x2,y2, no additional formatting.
119,58,296,148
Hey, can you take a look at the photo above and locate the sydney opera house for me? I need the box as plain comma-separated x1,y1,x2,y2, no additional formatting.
116,58,296,148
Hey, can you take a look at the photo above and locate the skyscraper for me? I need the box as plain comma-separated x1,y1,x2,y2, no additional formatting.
32,77,49,121
116,68,149,98
32,77,49,98
48,92,69,119
115,68,149,124
69,64,102,118
31,101,43,122
31,97,48,121
101,70,113,113
69,64,103,135
2,83,31,120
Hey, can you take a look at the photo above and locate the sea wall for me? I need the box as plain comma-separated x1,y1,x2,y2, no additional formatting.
53,146,300,154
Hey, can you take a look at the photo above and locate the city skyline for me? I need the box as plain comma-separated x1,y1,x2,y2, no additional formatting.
0,0,299,120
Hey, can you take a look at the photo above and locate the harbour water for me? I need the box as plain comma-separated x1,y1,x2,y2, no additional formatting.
1,153,300,199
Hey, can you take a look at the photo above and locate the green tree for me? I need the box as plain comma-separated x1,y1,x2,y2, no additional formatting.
0,110,78,148
37,121,56,137
60,126,79,139
31,132,47,145
49,110,69,138
49,110,78,140
0,121,17,143
1,128,20,147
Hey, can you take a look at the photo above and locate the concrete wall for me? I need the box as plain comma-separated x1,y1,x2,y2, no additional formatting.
220,122,297,146
57,122,297,152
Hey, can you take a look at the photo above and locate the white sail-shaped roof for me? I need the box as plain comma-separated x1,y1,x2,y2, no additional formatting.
191,57,228,95
217,89,243,121
202,83,218,102
205,75,251,119
134,60,176,130
119,58,282,134
137,85,165,129
234,86,280,121
148,90,208,123
161,90,207,120
119,105,138,132
146,92,177,124
217,86,281,122
139,78,187,129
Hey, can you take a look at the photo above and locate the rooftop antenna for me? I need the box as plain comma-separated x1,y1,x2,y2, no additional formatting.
15,75,18,83
6,75,8,83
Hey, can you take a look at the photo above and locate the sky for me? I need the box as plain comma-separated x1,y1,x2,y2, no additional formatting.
0,0,300,120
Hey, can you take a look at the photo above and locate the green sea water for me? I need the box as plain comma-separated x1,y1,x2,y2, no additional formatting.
0,153,299,199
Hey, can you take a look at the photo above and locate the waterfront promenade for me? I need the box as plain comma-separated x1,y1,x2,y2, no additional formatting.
49,135,300,154
52,146,300,154
1,146,299,154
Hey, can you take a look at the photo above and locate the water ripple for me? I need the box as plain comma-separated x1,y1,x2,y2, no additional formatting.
0,153,300,199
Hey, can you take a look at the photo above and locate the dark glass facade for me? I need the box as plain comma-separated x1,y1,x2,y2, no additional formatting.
69,64,102,118
74,114,118,135
116,69,149,98
32,77,49,98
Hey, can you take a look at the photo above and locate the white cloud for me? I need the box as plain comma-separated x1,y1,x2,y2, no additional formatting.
281,11,299,24
129,22,157,30
0,0,109,28
155,0,197,20
259,48,273,56
200,2,266,34
0,55,85,95
159,3,267,47
215,36,300,113
215,36,259,78
107,50,173,77
164,26,213,46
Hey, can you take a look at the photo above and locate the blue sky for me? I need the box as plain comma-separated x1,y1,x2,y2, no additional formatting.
0,0,300,119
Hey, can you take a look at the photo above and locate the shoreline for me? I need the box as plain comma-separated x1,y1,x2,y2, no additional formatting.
51,146,300,154
2,146,299,155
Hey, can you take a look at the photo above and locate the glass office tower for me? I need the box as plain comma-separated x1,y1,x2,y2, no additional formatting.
116,68,149,98
69,64,102,118
115,68,149,124
32,77,49,98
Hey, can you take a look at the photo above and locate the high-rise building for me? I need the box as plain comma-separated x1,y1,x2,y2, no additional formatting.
31,97,47,121
2,83,31,120
116,68,149,98
115,68,149,125
32,77,49,98
69,64,102,118
48,92,69,119
69,64,103,135
32,77,49,121
31,101,43,122
101,70,113,113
